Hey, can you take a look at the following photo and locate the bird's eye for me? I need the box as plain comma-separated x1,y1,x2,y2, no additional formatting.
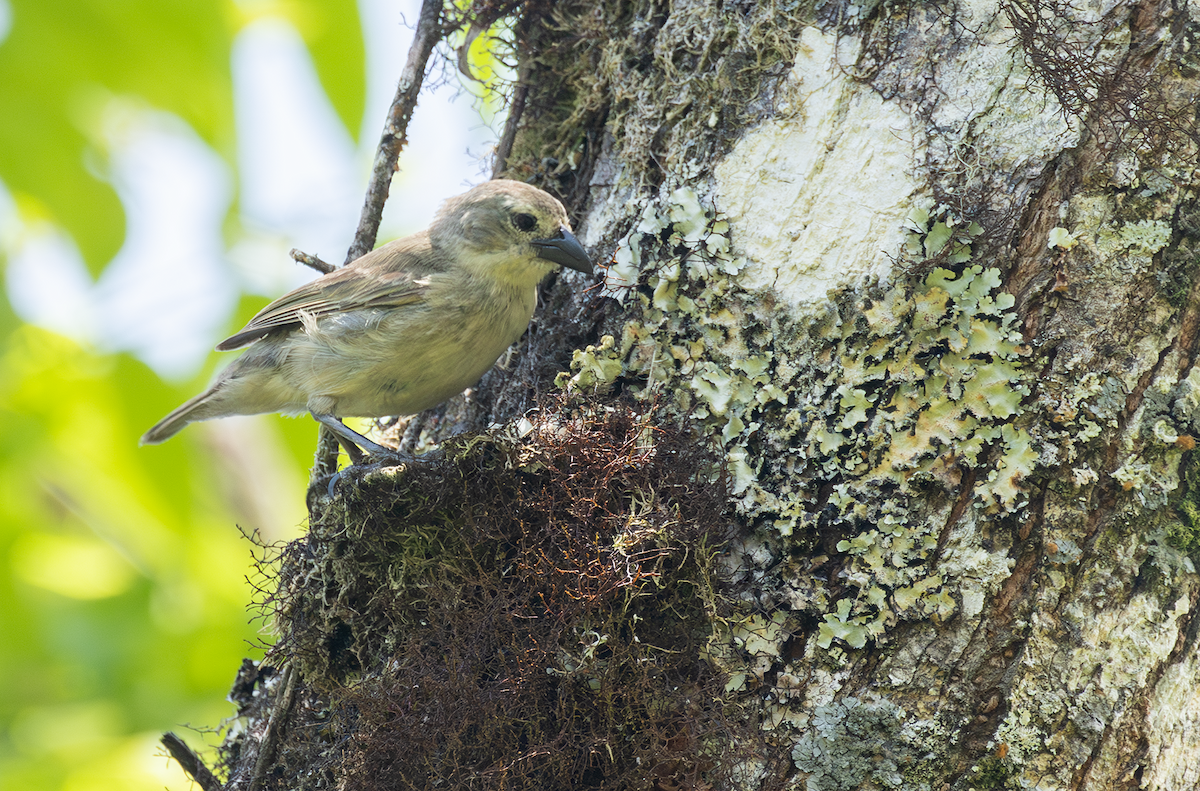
512,213,538,232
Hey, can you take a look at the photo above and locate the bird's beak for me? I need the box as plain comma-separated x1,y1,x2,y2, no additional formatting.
532,228,593,274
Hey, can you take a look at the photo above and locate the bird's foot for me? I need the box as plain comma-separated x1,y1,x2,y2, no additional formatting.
323,450,445,498
311,412,443,497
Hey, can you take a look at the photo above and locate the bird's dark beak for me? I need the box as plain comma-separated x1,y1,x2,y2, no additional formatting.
532,228,593,274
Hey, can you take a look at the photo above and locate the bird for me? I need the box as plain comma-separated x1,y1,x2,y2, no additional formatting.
140,179,592,462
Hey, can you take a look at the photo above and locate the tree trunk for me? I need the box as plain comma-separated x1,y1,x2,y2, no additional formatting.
205,1,1200,789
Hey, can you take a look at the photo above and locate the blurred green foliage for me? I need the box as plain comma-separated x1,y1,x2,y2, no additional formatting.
0,0,364,273
0,318,324,790
0,1,365,788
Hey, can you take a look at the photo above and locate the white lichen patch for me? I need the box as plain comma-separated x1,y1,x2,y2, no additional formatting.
925,0,1081,179
1142,599,1200,791
997,571,1192,778
713,26,922,306
790,697,907,791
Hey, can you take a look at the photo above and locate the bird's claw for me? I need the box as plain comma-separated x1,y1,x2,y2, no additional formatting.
323,448,442,498
326,469,345,498
310,413,448,497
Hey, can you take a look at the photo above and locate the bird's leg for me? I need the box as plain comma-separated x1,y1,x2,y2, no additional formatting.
310,412,406,464
310,412,445,497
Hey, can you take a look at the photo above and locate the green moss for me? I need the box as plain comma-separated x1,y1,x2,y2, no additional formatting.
1168,451,1200,556
970,755,1018,789
504,0,817,188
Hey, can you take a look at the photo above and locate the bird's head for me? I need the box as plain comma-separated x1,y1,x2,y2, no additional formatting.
431,180,593,285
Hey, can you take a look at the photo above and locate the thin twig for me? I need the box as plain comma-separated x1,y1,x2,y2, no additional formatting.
311,0,448,484
289,248,335,275
457,1,522,82
247,665,298,791
162,732,224,791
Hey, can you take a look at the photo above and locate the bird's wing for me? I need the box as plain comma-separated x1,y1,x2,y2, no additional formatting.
216,234,443,351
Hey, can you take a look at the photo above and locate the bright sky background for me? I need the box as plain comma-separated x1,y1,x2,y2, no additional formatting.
2,0,499,378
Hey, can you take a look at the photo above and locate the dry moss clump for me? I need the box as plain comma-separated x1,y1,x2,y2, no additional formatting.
225,401,785,791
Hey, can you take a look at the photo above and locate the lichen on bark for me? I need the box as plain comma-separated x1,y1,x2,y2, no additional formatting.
209,0,1200,789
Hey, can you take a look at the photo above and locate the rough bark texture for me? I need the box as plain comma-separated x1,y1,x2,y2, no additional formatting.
209,1,1200,790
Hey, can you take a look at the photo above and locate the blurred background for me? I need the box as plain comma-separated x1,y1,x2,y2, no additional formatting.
0,1,501,787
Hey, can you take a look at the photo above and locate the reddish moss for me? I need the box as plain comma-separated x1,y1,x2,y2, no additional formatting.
228,400,787,791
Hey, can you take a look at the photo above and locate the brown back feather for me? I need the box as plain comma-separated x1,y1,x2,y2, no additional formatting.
215,232,446,351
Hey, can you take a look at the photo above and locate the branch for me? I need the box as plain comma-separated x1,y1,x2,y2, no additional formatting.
248,665,298,791
161,732,223,791
456,2,520,83
289,248,335,275
312,0,448,483
344,0,446,265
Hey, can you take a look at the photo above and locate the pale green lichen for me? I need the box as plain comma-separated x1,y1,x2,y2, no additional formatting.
1152,420,1180,446
793,257,1033,648
563,188,1038,654
1115,218,1172,253
557,334,623,391
790,697,912,791
904,205,983,262
1094,217,1172,265
730,610,790,684
1047,226,1078,250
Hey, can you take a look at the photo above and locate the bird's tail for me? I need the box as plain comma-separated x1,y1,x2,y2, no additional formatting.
140,390,220,445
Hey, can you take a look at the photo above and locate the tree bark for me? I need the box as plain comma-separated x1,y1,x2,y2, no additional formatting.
206,1,1200,790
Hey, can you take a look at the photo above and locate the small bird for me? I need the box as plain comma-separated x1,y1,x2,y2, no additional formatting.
141,180,592,460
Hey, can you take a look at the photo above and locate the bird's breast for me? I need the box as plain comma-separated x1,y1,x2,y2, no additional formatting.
288,281,537,418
